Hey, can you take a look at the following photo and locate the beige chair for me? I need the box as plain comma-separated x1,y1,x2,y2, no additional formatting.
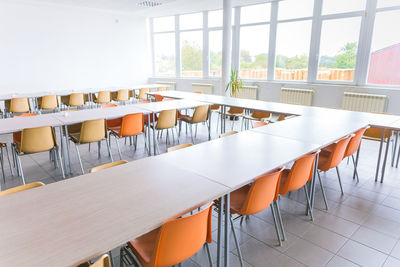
151,109,178,152
137,88,150,101
157,87,168,92
5,98,31,117
89,160,128,173
12,126,65,184
224,107,244,131
68,119,113,174
178,105,210,143
38,95,59,112
61,93,86,109
0,182,44,197
219,131,238,138
242,111,271,130
94,91,111,105
78,254,112,267
112,89,130,104
167,143,193,153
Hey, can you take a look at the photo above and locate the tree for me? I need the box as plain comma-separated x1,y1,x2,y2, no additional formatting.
181,40,202,71
286,55,308,69
334,42,357,69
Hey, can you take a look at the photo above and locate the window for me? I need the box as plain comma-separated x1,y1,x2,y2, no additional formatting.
209,30,222,77
275,21,312,81
241,3,271,24
240,25,269,79
208,10,223,28
318,17,362,81
180,12,202,30
377,0,400,8
368,9,400,85
278,0,314,20
153,16,175,32
322,0,366,15
181,31,203,77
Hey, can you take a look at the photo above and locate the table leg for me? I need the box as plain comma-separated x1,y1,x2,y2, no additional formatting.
353,147,360,180
380,130,392,183
64,125,73,175
152,112,157,155
309,153,319,212
208,105,211,140
58,126,68,176
217,196,224,267
147,113,152,156
222,106,226,134
224,193,230,267
392,131,398,167
375,129,385,182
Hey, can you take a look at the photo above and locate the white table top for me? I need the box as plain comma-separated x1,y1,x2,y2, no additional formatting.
139,99,207,113
157,130,320,190
0,114,63,134
0,157,229,267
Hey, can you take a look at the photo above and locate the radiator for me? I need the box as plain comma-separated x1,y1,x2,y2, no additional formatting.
234,85,258,100
280,88,314,106
342,92,387,113
155,81,176,91
192,83,213,94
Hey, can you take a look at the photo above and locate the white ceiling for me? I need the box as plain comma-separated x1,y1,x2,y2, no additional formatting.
10,0,274,17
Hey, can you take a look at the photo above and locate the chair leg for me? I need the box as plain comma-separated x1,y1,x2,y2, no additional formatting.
0,147,6,184
303,186,314,221
16,154,26,185
335,166,344,195
189,124,195,144
317,171,329,210
75,144,85,174
230,216,244,267
274,201,286,241
97,141,101,159
231,117,234,131
5,144,14,176
270,204,282,246
351,155,360,183
106,138,114,162
175,127,180,144
204,243,213,267
109,250,115,267
114,136,122,160
56,147,66,179
240,117,245,131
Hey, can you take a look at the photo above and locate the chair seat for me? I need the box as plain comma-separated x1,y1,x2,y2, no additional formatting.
128,228,159,264
317,151,331,171
230,184,251,214
278,169,290,195
179,116,192,123
68,132,82,143
242,115,269,122
321,144,334,153
109,126,122,137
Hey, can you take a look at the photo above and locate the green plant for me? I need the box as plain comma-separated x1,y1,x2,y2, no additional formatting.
225,68,243,97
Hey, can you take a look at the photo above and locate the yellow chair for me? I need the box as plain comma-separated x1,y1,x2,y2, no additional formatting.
94,91,111,105
178,105,210,143
223,107,244,131
77,254,112,267
167,143,193,153
157,86,168,92
112,89,130,104
0,143,14,185
0,182,44,197
68,119,113,174
90,160,128,173
61,93,86,109
38,95,59,112
241,111,271,130
12,126,65,184
152,109,178,152
219,131,238,138
137,88,150,101
5,98,31,116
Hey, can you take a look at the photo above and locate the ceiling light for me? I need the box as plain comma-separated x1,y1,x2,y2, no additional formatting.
137,1,162,8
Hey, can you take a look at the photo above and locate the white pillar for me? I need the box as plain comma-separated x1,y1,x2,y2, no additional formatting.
221,0,232,96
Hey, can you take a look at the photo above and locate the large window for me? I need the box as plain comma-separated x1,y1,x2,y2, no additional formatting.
153,16,175,77
318,17,362,82
368,9,400,85
209,30,222,77
180,13,203,77
322,0,366,15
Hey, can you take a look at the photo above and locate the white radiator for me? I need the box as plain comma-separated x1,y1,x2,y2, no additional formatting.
156,81,176,90
342,92,387,113
234,85,258,100
192,83,213,94
280,88,314,106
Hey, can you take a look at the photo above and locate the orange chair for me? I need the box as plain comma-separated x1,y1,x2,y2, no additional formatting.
274,152,318,242
241,111,271,130
120,205,214,267
318,136,352,209
227,167,284,265
343,127,369,182
0,143,13,184
101,104,122,129
252,121,268,128
153,94,164,102
109,113,147,159
194,91,203,94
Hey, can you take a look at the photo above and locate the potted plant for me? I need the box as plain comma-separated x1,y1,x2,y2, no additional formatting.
225,68,243,97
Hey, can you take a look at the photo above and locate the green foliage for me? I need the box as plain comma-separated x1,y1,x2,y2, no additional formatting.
225,68,243,97
181,40,202,71
240,50,268,69
210,51,222,71
319,55,336,68
334,42,357,69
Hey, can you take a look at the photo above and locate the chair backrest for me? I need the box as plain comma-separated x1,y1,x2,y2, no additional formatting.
279,152,318,195
120,113,144,136
194,91,203,94
138,88,150,100
0,182,44,197
90,254,111,267
115,89,129,102
40,95,58,110
167,143,193,153
157,87,168,92
344,127,368,158
319,136,352,171
10,98,30,113
277,114,286,121
97,91,111,104
219,131,238,138
101,103,118,108
138,100,150,104
13,113,38,143
252,111,271,119
363,127,389,140
156,109,177,130
20,126,56,154
239,167,284,215
150,205,212,266
69,93,85,107
154,94,164,102
79,119,107,143
252,121,268,128
228,107,244,114
191,105,209,123
89,160,128,173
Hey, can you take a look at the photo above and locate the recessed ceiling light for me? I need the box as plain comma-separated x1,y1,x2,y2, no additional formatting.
137,1,162,8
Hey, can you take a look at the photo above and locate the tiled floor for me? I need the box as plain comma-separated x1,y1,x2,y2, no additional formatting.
1,115,400,267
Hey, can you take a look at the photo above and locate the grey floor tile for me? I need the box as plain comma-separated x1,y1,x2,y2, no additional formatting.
338,240,388,267
302,224,347,253
390,241,400,260
284,238,334,267
325,255,361,267
235,238,281,267
351,226,397,254
383,256,400,267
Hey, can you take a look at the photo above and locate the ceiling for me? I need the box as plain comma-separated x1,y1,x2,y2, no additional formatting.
11,0,275,17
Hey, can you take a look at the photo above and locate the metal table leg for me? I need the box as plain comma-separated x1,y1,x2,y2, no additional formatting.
309,153,319,212
392,131,399,167
147,113,152,156
64,125,73,175
375,129,385,182
381,130,392,183
58,126,68,176
208,105,211,140
217,196,224,267
353,147,361,180
224,193,230,267
152,112,157,155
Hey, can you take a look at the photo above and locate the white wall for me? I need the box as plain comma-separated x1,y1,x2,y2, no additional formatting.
148,77,400,115
0,1,151,93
